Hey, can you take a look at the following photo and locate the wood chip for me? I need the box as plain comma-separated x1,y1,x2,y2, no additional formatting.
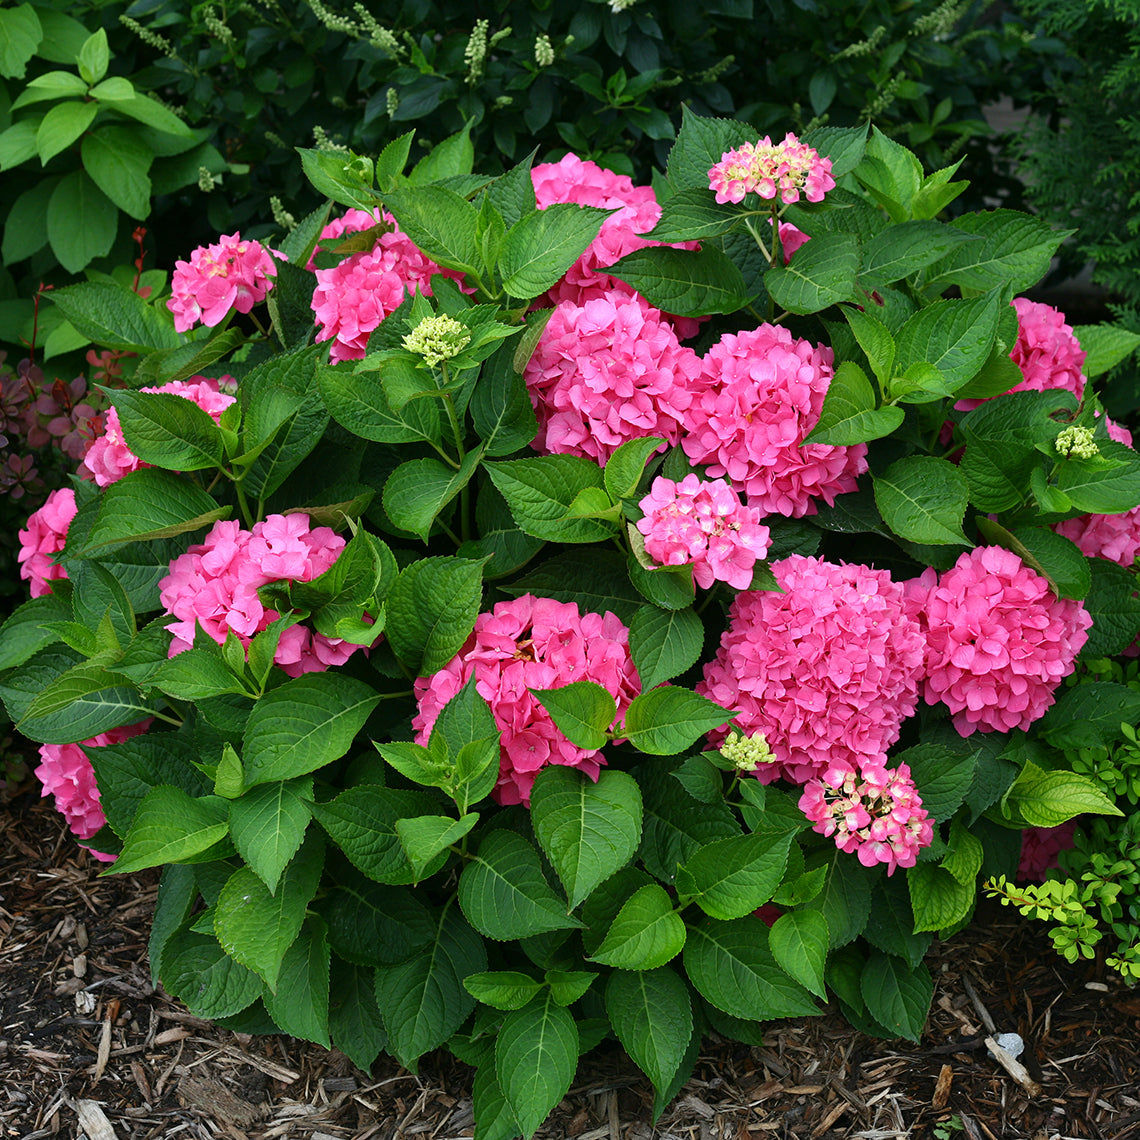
71,1099,119,1140
932,1064,953,1110
984,1036,1042,1097
90,1017,112,1083
177,1075,263,1128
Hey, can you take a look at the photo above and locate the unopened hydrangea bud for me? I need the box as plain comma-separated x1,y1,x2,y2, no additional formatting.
720,730,775,771
535,34,554,67
403,314,471,367
1055,425,1099,459
386,88,399,116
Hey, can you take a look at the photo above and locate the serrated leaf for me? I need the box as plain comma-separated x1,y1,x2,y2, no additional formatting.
765,232,858,315
768,910,829,999
675,828,794,921
874,456,969,545
622,686,733,756
113,786,229,874
529,681,617,753
860,952,933,1042
588,883,686,970
500,202,612,298
606,967,692,1096
628,605,704,691
496,994,578,1139
464,970,544,1011
385,556,485,673
229,779,313,894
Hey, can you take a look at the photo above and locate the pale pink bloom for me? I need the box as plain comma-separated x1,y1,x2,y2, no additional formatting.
1017,821,1077,882
1054,418,1140,566
413,595,640,806
682,324,867,517
158,514,362,677
35,719,152,860
167,233,278,333
530,154,701,337
698,554,926,784
310,208,467,363
708,135,835,206
82,376,236,488
524,290,702,463
636,474,771,590
909,546,1092,736
17,487,76,597
799,760,933,875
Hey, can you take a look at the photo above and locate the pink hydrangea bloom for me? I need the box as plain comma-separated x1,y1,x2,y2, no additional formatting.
697,554,926,784
524,290,702,463
35,719,152,860
310,207,467,363
1054,418,1140,566
777,221,810,262
1017,820,1078,881
956,298,1087,413
708,135,835,205
530,154,701,336
910,546,1093,736
799,760,933,875
412,595,640,806
158,514,361,677
636,474,771,590
17,487,76,597
167,233,278,333
682,324,867,517
83,376,236,488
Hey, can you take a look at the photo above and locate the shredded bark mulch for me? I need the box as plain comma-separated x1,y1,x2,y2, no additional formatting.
3,793,1139,1140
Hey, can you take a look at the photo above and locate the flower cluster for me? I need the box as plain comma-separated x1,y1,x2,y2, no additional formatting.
910,546,1093,736
636,474,771,590
158,514,362,677
708,135,836,205
167,233,278,333
1018,821,1078,882
1008,297,1087,402
35,720,152,860
530,155,700,336
1054,419,1140,566
402,314,470,367
17,486,76,597
413,595,640,806
720,730,776,772
682,324,867,517
524,290,702,463
698,555,926,784
310,208,465,362
83,376,236,487
799,761,933,875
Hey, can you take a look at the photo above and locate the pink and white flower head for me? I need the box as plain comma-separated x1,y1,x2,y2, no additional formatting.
636,474,771,590
709,134,835,206
1017,820,1078,882
530,154,701,336
82,376,236,488
799,760,933,875
524,290,702,464
697,554,926,784
412,595,640,806
35,719,152,860
158,513,361,677
682,324,867,517
1054,418,1140,566
310,207,467,363
909,545,1092,736
17,486,77,597
168,233,278,333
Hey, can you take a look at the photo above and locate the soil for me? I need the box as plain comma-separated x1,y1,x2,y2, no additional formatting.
3,793,1140,1140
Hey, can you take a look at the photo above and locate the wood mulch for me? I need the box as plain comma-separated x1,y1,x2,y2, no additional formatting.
3,792,1139,1140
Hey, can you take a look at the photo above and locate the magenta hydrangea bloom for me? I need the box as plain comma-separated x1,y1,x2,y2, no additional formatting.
524,290,702,463
158,514,362,677
530,155,700,336
1054,418,1140,566
83,376,236,487
17,486,77,597
682,324,867,517
697,554,926,784
910,546,1093,736
636,474,771,590
799,760,933,875
708,134,835,205
310,207,466,363
167,233,278,333
35,719,152,860
1017,820,1078,882
413,595,640,806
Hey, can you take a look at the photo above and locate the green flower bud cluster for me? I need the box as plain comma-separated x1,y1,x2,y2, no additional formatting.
1055,424,1100,459
719,730,775,772
535,35,554,68
403,315,471,368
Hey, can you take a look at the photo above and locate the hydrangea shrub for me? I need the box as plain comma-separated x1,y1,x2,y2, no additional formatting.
2,114,1139,1136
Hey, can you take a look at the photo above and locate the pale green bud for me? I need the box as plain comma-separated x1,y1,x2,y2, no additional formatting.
403,315,471,368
